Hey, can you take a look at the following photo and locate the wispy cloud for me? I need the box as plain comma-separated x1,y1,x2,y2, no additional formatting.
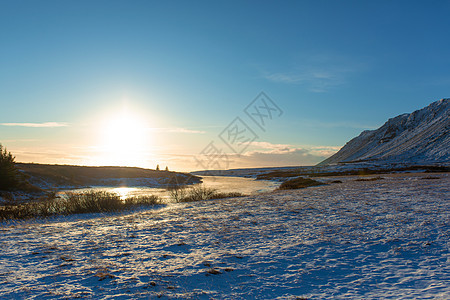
0,122,69,128
307,145,342,157
264,69,348,92
262,53,367,92
249,141,340,154
298,119,379,130
226,147,331,168
265,70,339,84
249,141,297,154
0,139,39,143
148,127,206,134
221,141,341,167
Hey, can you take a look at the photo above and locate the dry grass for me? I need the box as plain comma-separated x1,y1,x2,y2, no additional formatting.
0,191,162,220
354,176,384,182
169,185,244,203
277,177,325,190
421,176,440,180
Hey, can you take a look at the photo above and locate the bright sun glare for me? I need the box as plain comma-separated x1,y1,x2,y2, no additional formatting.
97,110,151,167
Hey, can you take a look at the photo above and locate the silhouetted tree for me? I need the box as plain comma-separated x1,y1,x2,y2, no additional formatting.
0,144,20,190
165,166,169,171
156,164,160,171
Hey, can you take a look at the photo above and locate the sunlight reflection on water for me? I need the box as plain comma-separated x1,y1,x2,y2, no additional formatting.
59,176,279,200
111,187,137,200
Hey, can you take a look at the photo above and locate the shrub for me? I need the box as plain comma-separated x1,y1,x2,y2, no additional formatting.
421,176,440,180
63,191,123,213
124,195,161,206
0,191,162,220
210,192,244,199
277,177,324,190
183,185,217,202
169,185,243,203
354,176,383,182
0,144,21,190
167,185,188,202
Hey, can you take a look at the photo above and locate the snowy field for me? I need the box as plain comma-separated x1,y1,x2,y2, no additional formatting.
0,173,448,299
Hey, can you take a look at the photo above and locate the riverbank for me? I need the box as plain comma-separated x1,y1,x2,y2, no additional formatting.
16,163,201,189
0,163,201,204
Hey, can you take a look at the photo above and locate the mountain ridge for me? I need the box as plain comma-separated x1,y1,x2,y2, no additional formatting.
319,98,450,165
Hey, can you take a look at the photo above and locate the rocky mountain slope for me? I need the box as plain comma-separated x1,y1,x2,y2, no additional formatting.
320,98,449,165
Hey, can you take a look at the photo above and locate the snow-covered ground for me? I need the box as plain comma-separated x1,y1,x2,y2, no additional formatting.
0,173,448,299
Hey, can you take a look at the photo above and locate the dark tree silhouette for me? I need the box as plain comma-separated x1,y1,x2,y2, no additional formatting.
165,166,169,171
0,144,20,190
156,164,160,171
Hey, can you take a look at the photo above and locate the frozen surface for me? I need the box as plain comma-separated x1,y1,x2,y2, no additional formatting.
0,173,448,299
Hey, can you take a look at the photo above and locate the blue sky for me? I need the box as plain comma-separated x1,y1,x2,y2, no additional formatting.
1,0,449,170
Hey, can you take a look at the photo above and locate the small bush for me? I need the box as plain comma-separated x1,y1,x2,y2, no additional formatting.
63,191,123,213
277,177,324,190
182,185,217,202
331,180,343,183
354,176,383,182
0,191,161,220
167,185,188,202
124,195,161,206
169,185,243,203
210,192,244,199
421,176,440,180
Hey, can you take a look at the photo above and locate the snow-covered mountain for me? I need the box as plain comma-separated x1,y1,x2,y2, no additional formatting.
320,98,450,165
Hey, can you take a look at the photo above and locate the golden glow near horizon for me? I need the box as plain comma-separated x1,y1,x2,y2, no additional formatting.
94,108,152,167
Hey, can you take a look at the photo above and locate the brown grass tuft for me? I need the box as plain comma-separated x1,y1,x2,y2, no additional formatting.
277,177,324,190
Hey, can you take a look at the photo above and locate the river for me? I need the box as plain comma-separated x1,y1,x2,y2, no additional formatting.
58,176,280,200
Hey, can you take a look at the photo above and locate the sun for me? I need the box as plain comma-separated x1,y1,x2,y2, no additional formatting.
97,110,150,167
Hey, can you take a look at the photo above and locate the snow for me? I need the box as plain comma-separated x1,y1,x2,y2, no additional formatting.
0,173,449,299
321,98,450,165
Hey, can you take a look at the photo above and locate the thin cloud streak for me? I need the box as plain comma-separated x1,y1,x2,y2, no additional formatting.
218,141,341,167
264,69,347,92
148,127,206,134
262,53,368,92
0,122,69,128
298,119,379,130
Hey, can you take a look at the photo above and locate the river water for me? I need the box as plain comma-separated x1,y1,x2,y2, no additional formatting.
59,176,279,200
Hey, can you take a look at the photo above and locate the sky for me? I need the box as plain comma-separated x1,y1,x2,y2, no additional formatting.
1,0,449,171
